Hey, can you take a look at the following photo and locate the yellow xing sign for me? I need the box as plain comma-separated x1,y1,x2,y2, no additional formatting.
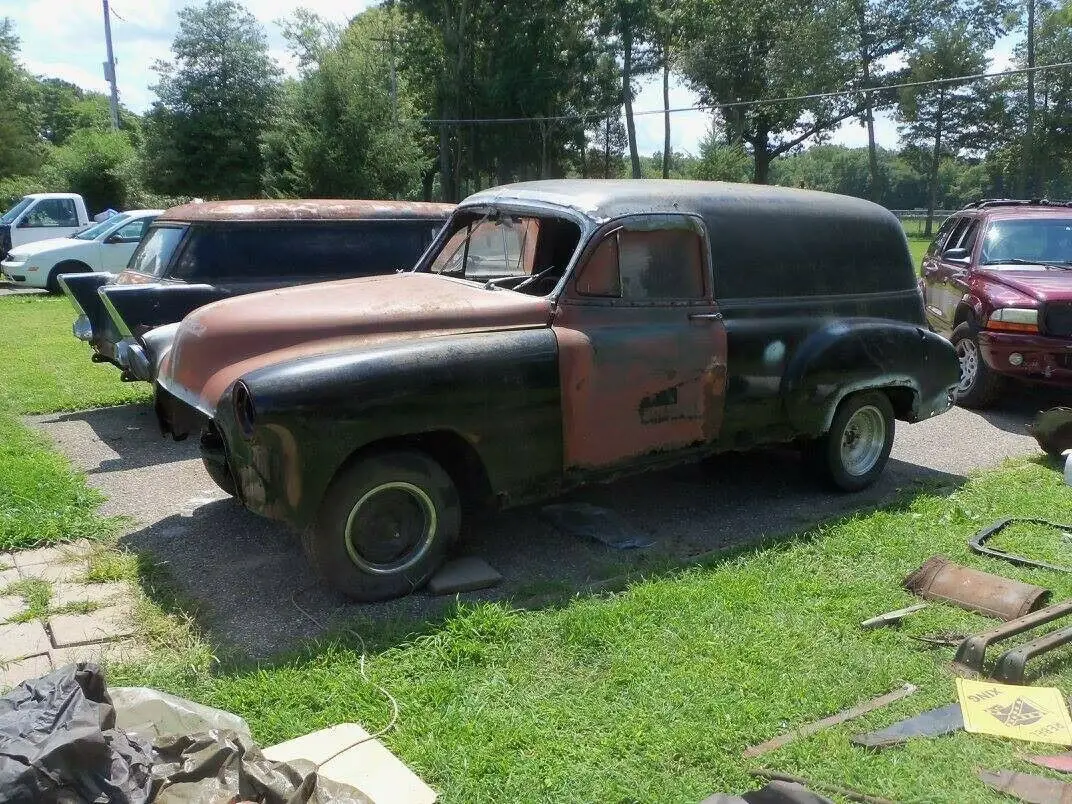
957,677,1072,745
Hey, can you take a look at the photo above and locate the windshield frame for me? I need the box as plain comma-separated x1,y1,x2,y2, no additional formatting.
978,216,1072,268
415,201,593,298
0,197,35,226
72,213,133,241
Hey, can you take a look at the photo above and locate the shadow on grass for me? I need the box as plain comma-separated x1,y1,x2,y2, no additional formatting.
117,446,969,665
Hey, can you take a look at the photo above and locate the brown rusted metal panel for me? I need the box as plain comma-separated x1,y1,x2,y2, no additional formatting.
979,769,1072,803
903,555,1050,620
158,199,455,223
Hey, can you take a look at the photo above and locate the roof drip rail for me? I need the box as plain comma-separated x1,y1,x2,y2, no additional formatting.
961,198,1072,210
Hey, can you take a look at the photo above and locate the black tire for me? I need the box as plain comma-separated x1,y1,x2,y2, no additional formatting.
951,321,1004,409
47,260,92,294
807,391,895,492
303,450,459,601
200,455,236,495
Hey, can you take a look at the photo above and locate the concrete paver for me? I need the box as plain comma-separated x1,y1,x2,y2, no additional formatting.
25,562,85,584
0,595,25,623
0,621,51,661
49,639,146,667
0,567,20,587
0,654,52,692
12,545,73,569
50,581,130,609
48,604,135,647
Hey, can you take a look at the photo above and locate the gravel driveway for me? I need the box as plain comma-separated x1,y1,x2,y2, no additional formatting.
29,396,1051,660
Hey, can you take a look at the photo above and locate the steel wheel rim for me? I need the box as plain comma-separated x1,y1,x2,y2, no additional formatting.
840,405,886,477
956,338,979,394
344,482,437,575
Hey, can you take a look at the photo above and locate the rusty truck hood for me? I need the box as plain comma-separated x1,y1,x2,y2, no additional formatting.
158,272,554,415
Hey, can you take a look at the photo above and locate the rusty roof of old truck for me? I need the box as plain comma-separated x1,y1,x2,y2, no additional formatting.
159,199,455,223
462,179,892,223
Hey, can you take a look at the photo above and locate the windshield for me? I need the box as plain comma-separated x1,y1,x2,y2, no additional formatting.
425,211,581,295
127,224,187,276
73,213,131,241
0,197,34,225
981,218,1072,267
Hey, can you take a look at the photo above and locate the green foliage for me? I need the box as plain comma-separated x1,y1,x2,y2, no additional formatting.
0,19,46,181
266,7,428,199
693,131,751,182
44,129,140,212
144,0,280,198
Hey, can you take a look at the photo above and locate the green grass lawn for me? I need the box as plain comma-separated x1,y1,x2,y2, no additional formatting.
907,236,930,272
0,295,147,551
6,284,1072,803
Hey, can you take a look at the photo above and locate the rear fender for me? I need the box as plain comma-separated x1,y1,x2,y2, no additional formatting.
98,282,227,343
58,272,113,343
782,320,958,435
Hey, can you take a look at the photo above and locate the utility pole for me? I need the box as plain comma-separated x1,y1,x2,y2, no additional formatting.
102,0,120,130
1023,0,1036,197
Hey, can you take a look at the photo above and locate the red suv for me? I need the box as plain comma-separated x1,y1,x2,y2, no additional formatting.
921,199,1072,407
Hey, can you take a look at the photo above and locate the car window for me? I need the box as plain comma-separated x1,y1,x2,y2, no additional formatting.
929,216,960,254
943,217,973,252
0,197,34,225
127,225,187,276
577,227,705,301
73,214,131,241
25,198,79,227
980,218,1072,266
430,216,537,280
113,218,152,243
170,220,440,281
959,221,982,254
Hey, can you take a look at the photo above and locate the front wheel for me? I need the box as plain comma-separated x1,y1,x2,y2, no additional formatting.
951,322,1004,409
303,450,460,601
807,392,895,492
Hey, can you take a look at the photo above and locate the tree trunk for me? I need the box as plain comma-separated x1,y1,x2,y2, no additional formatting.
854,0,881,202
604,114,611,178
752,124,771,184
439,121,451,202
421,165,436,202
925,91,944,238
662,53,671,179
622,30,642,179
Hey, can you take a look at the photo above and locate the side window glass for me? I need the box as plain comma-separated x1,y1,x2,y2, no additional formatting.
115,219,149,242
929,216,958,254
576,233,622,297
959,221,981,255
26,199,79,227
618,228,705,300
943,218,972,252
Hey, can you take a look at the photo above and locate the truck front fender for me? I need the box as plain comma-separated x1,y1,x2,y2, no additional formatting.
215,328,563,529
781,319,958,435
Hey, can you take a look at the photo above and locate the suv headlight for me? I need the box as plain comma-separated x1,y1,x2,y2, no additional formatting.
985,307,1039,333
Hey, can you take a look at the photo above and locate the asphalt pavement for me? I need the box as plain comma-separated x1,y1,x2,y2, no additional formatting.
0,281,46,296
29,394,1055,660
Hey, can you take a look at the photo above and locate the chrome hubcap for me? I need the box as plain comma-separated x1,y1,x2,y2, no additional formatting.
344,482,437,575
955,338,979,395
840,405,886,476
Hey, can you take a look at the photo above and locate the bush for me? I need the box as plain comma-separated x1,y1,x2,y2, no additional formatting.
46,129,140,213
0,174,61,209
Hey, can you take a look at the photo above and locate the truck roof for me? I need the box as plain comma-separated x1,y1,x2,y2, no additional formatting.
463,179,893,225
158,199,455,223
25,192,84,201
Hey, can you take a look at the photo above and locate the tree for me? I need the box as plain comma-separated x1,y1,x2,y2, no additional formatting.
680,0,862,184
897,25,999,234
586,113,627,177
0,19,46,181
144,0,279,198
45,129,140,212
266,6,430,199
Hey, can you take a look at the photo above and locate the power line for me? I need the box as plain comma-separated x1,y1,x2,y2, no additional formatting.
418,60,1072,126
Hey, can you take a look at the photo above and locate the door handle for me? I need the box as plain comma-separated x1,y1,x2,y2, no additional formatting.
688,312,723,321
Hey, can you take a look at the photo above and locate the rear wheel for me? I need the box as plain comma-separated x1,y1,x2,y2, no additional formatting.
303,450,459,601
47,260,92,294
807,391,895,492
951,321,1004,409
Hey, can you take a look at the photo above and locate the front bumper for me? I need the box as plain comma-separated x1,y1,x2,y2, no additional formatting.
979,330,1072,387
154,379,212,441
0,259,34,285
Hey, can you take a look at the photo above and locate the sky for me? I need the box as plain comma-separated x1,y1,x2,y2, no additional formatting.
4,0,1022,157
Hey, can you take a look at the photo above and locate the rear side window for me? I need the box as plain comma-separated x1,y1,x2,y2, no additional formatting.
710,210,912,299
170,220,440,281
577,227,705,301
128,224,187,276
929,216,961,254
26,198,78,227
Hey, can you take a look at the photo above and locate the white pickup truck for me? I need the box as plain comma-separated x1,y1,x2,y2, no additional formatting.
0,193,92,261
1,208,161,292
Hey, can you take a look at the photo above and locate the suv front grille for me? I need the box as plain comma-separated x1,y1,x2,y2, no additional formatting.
1044,303,1072,338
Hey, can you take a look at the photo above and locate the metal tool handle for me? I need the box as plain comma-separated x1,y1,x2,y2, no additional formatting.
687,312,723,321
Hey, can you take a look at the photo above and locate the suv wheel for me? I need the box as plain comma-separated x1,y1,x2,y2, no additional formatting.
951,321,1004,409
304,450,459,601
807,391,895,492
